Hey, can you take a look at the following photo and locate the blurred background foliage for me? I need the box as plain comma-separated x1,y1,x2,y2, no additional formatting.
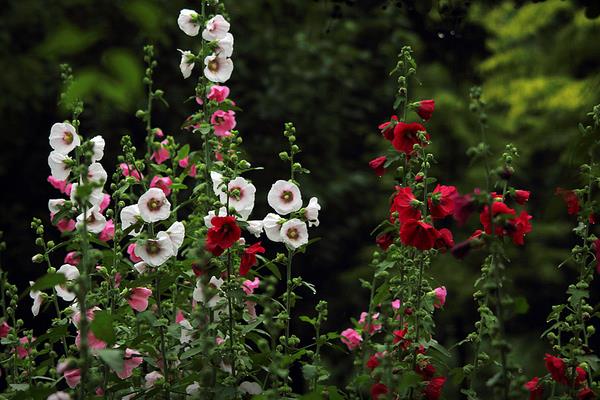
2,0,600,396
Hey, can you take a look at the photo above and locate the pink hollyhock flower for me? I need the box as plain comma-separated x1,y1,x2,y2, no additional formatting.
127,243,142,263
242,277,260,295
0,321,10,337
178,156,189,168
75,330,107,350
391,299,401,310
116,348,143,379
145,371,163,388
246,300,257,321
340,328,362,350
99,219,115,242
359,312,382,335
64,368,81,388
150,176,173,196
114,272,122,288
151,140,170,164
99,194,111,214
369,156,387,177
433,286,447,308
154,128,164,138
128,287,152,312
53,214,76,233
16,337,32,359
207,85,230,102
95,388,105,396
64,251,80,266
47,176,71,194
210,110,236,137
216,336,225,346
189,164,198,177
416,99,435,121
48,391,71,400
119,163,142,181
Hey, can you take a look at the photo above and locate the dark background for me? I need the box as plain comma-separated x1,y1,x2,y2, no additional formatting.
2,0,600,396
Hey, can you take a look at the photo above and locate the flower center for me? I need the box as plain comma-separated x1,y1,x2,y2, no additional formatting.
86,213,96,224
229,187,242,200
286,228,298,240
280,190,293,203
64,131,73,145
147,198,162,211
208,59,219,72
146,240,160,255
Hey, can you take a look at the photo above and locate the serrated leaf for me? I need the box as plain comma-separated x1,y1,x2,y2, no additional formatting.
98,348,124,372
90,310,115,344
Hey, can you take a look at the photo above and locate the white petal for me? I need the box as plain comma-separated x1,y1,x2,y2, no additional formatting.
48,199,66,214
48,151,71,181
49,122,80,154
280,219,309,249
165,221,185,254
120,204,142,236
246,220,264,237
263,213,283,242
201,14,230,41
90,136,105,162
267,180,302,215
178,9,200,36
75,205,106,234
138,188,171,223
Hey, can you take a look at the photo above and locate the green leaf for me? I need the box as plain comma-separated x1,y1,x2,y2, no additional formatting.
513,296,529,314
176,144,190,161
302,364,318,380
98,348,124,372
90,311,115,344
299,315,316,326
30,273,66,292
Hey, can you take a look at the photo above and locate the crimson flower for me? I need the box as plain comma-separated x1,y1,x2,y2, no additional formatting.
428,184,458,219
514,189,530,205
205,216,241,256
578,388,596,400
391,122,429,155
480,201,516,236
376,232,394,251
434,228,454,252
400,219,438,251
423,376,446,400
239,242,266,275
391,186,422,223
416,99,435,121
508,210,533,245
378,116,398,141
556,188,580,215
370,382,388,400
544,353,567,384
369,156,387,177
366,353,382,371
524,377,543,400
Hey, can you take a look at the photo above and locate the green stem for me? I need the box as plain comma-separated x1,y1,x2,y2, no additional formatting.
285,249,293,355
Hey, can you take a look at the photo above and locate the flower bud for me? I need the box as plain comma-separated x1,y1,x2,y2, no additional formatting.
31,254,44,263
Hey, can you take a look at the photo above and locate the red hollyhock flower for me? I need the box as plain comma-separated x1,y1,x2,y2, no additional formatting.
480,201,516,236
556,188,581,215
434,228,454,252
378,115,398,141
416,362,436,380
400,219,438,251
416,100,435,121
392,328,411,350
545,354,567,384
509,210,533,245
578,388,595,400
205,216,241,256
575,366,587,386
524,377,543,400
423,376,446,400
239,242,266,276
369,156,387,177
452,193,476,226
376,232,394,251
391,122,429,155
370,382,388,400
428,184,458,219
514,189,530,205
366,353,382,370
391,186,422,223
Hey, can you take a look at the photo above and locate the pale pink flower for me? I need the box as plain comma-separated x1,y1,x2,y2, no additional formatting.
95,388,104,397
215,33,234,58
391,299,401,310
16,336,32,359
64,368,81,388
49,122,80,154
145,371,163,388
242,278,260,295
55,264,79,302
305,197,321,227
136,232,174,267
219,176,256,219
64,251,80,266
119,163,142,181
154,128,164,138
281,219,309,249
90,135,105,162
98,219,115,242
239,381,262,395
359,312,382,335
207,85,230,102
138,188,171,223
433,286,447,309
53,215,76,233
178,9,200,36
263,213,283,242
341,328,362,351
75,330,107,350
210,110,236,137
179,49,195,79
0,321,10,338
116,348,143,379
267,180,303,215
202,14,230,41
150,140,170,164
99,194,111,214
128,287,152,312
75,205,107,234
150,176,173,196
48,151,72,180
120,204,142,236
203,55,233,83
29,281,43,316
127,243,142,263
215,337,225,346
48,391,71,400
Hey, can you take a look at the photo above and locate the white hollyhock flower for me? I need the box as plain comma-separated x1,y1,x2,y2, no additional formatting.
136,232,174,267
204,55,233,83
48,199,67,214
178,318,193,344
239,381,262,395
219,177,256,219
76,205,107,234
193,276,224,308
246,220,264,237
186,382,200,396
204,207,227,228
121,204,142,236
47,391,71,400
90,136,105,162
267,180,302,215
178,49,195,79
55,264,80,302
48,151,72,181
215,33,234,58
133,261,147,274
70,183,104,207
178,9,200,36
166,221,185,254
263,213,283,242
49,122,80,154
280,219,309,249
86,162,107,185
305,197,321,227
202,14,230,41
138,188,171,223
29,281,43,316
211,171,224,196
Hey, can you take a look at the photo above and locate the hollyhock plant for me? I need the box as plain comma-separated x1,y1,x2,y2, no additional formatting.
369,155,387,177
150,176,173,196
127,287,152,312
205,216,241,256
207,85,230,102
119,163,142,181
432,286,447,308
151,140,170,164
340,328,362,350
242,277,260,295
63,368,81,388
211,109,236,137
